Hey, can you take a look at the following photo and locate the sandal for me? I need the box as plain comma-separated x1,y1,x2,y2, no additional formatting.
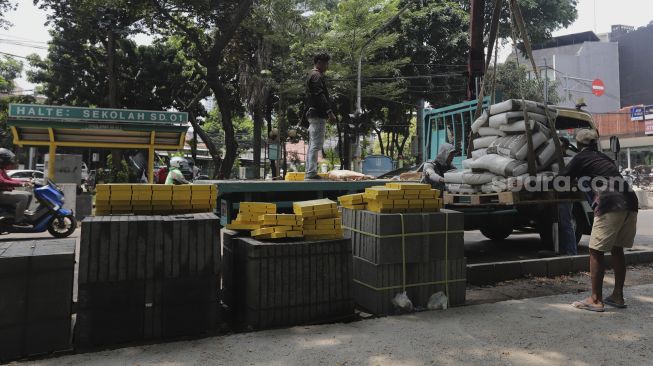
603,297,627,309
571,300,605,312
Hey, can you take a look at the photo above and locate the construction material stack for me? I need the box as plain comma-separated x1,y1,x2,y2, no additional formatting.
447,99,559,194
95,184,217,215
341,204,466,315
293,199,343,240
76,213,221,348
285,172,305,181
226,202,277,231
338,183,443,213
221,198,352,329
0,239,75,362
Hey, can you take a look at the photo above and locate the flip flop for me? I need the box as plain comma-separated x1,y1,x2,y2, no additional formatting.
571,300,605,312
603,298,627,309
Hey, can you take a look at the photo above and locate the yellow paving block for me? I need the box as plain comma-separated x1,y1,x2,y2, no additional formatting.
152,185,172,192
252,227,275,237
109,184,132,191
227,222,261,231
385,182,431,191
338,193,365,205
286,231,304,238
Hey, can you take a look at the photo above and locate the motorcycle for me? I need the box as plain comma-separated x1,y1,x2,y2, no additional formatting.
0,178,77,238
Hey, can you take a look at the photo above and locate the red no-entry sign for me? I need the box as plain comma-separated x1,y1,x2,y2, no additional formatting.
592,79,605,97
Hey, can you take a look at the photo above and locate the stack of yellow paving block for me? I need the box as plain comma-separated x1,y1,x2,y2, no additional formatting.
337,193,367,210
361,182,442,213
293,199,342,240
94,184,217,215
285,172,305,181
226,202,277,231
252,214,304,239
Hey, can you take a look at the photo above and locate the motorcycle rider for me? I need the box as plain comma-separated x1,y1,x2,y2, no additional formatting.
0,148,33,228
165,156,190,185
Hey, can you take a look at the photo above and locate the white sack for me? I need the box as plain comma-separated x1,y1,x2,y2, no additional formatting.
444,170,469,184
471,149,487,160
499,119,536,133
472,135,498,149
470,153,528,177
535,139,557,170
462,171,498,185
471,110,489,133
486,131,547,161
447,183,479,194
481,180,508,193
462,158,474,169
488,99,555,116
478,127,506,137
489,111,548,129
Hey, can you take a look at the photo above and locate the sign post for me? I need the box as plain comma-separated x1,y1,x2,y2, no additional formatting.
591,79,605,97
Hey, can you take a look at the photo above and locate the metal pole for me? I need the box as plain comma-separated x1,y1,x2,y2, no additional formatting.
544,58,549,104
356,3,411,115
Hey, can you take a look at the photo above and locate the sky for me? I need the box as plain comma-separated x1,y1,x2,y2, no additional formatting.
2,0,653,90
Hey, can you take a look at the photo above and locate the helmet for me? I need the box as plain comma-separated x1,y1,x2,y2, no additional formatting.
0,148,16,167
170,156,187,169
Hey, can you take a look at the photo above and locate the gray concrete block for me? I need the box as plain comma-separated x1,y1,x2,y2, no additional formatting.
467,263,495,285
570,255,590,273
636,250,653,264
546,257,573,277
492,261,523,282
521,259,548,277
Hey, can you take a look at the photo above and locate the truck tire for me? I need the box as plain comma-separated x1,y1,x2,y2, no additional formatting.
480,225,513,241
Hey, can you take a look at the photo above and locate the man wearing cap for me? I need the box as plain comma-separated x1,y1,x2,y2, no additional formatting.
559,129,638,312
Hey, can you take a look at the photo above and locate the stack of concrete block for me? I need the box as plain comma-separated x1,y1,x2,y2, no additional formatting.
222,232,353,330
0,239,75,362
342,208,466,315
76,213,221,348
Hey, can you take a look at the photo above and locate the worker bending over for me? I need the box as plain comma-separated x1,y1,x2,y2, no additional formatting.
422,143,458,191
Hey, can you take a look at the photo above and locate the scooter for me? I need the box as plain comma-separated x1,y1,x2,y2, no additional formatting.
0,178,77,238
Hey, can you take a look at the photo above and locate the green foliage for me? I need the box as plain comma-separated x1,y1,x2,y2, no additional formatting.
0,0,16,29
491,60,561,104
0,95,36,148
0,55,22,93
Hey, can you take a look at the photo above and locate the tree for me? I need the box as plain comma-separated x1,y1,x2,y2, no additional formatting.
490,60,561,104
147,0,254,179
0,55,22,93
0,0,16,29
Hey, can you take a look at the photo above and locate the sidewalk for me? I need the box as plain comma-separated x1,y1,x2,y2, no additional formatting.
20,284,653,366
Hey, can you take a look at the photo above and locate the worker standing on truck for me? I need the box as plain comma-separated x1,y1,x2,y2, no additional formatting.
422,143,458,192
561,130,638,312
304,52,336,180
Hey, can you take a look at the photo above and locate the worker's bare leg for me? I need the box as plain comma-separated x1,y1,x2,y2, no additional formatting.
585,248,605,306
606,246,626,305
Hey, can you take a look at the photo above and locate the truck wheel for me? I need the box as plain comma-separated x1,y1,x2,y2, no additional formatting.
480,225,513,241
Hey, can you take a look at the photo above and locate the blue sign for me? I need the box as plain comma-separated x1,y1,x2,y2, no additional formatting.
631,105,653,121
631,106,644,121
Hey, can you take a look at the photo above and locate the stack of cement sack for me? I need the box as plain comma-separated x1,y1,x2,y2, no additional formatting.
445,99,561,194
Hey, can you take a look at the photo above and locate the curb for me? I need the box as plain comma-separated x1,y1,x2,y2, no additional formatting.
467,249,653,286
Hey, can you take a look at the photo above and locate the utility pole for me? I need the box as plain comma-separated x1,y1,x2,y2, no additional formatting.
544,58,549,105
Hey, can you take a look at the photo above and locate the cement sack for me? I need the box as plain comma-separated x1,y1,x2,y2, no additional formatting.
486,131,548,161
328,170,373,181
462,158,474,169
471,149,487,160
443,170,468,184
462,171,497,185
536,139,557,171
473,135,498,149
489,111,548,128
481,179,508,193
471,111,489,133
447,183,479,194
499,119,536,133
478,127,506,137
488,99,555,116
470,153,528,177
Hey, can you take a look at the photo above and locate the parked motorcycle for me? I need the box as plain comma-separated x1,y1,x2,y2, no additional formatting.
0,178,77,238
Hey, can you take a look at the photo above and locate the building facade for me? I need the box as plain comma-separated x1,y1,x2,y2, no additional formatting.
510,31,621,113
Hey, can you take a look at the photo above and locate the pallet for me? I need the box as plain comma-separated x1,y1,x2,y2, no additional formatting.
444,191,518,206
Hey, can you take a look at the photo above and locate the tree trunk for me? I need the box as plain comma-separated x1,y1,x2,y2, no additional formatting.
206,68,237,179
252,108,263,179
374,128,384,155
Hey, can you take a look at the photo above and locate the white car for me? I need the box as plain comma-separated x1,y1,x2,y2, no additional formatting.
7,170,44,180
